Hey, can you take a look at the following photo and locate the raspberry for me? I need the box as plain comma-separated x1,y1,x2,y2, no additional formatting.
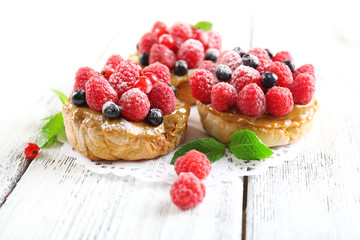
272,51,293,62
199,60,216,74
151,21,166,33
267,62,293,87
211,82,237,111
115,60,141,78
149,43,177,69
174,150,211,180
169,21,192,42
170,172,206,210
218,50,229,62
138,32,158,54
229,65,262,92
206,30,222,50
143,62,171,84
134,76,153,94
293,64,315,80
85,75,118,112
288,73,315,105
177,39,205,69
148,82,176,115
247,47,272,74
101,54,124,80
118,88,150,121
73,67,98,91
192,29,208,48
189,69,219,104
218,50,242,72
266,87,294,116
109,60,140,98
159,34,175,50
237,83,266,116
151,21,169,37
24,143,40,159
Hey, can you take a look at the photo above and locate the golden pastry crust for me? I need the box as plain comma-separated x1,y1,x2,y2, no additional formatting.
197,98,318,147
62,100,190,161
128,52,196,106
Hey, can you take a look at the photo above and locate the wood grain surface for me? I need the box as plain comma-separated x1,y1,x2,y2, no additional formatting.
1,1,360,239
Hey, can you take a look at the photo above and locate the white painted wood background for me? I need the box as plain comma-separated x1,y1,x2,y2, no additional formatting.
1,0,360,239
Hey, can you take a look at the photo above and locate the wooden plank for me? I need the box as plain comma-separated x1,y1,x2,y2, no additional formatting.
0,151,243,239
245,10,360,239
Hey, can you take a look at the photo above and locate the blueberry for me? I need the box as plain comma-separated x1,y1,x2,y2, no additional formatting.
102,101,121,119
174,60,188,76
139,53,149,66
71,89,87,107
233,47,246,57
168,84,177,96
261,72,278,89
282,60,295,72
205,48,219,62
146,108,163,126
215,64,232,81
265,48,273,59
241,54,259,69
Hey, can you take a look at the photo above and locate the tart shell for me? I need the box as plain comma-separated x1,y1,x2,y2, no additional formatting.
62,100,190,161
197,98,319,147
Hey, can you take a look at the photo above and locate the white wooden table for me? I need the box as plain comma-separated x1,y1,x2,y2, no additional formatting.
1,1,360,239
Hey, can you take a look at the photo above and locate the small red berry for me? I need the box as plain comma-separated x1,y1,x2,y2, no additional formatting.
293,64,315,80
152,21,169,38
159,34,175,50
206,30,222,51
169,21,193,42
174,150,211,180
101,54,124,80
143,62,171,85
149,43,177,69
170,172,206,210
73,67,98,91
118,88,150,121
189,69,219,104
177,39,205,69
134,76,153,94
143,72,158,84
211,82,237,112
272,51,293,62
266,87,294,116
24,143,40,159
288,73,316,105
199,60,216,74
138,32,158,54
148,82,176,115
237,83,266,117
266,62,293,88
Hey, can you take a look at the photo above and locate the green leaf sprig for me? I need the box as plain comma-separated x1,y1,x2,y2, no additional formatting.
35,89,67,148
171,130,273,164
193,21,213,31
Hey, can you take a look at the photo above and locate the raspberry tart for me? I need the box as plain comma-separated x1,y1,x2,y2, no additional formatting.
129,21,222,106
62,57,190,161
190,47,318,147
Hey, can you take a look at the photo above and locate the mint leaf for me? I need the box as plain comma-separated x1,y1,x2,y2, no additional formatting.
194,21,213,31
228,130,273,160
51,89,68,104
171,138,225,164
36,111,65,148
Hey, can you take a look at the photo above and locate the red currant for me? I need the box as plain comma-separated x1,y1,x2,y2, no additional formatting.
159,34,175,50
143,72,158,84
154,27,169,38
24,143,40,159
134,76,153,94
135,63,143,76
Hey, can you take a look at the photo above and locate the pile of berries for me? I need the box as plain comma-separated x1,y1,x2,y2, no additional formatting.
71,56,177,126
170,150,211,210
190,47,316,117
137,21,222,76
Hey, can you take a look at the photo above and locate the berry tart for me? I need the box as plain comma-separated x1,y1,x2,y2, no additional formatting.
62,56,190,161
190,47,318,147
129,21,222,106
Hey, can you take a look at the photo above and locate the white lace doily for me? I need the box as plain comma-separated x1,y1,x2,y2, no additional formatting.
60,106,304,185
